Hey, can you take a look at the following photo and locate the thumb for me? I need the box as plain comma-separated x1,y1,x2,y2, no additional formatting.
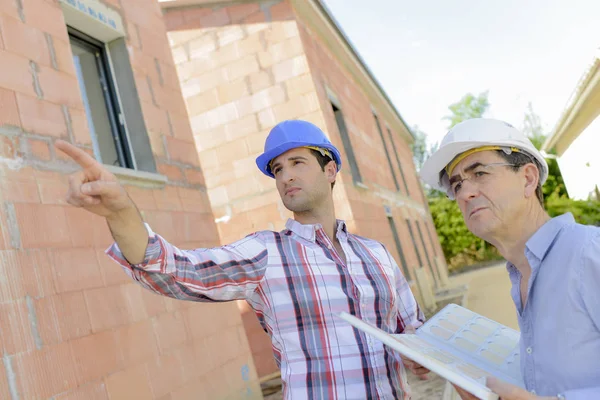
403,325,417,334
81,181,124,198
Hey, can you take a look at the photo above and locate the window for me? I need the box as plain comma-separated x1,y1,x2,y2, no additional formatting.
415,220,438,286
387,127,410,195
374,114,399,191
70,28,133,168
331,103,362,184
387,216,410,279
405,219,423,267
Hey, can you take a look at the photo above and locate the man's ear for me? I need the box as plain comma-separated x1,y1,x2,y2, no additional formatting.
325,160,337,183
523,163,540,198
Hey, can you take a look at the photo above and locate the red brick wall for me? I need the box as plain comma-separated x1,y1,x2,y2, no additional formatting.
295,16,441,284
165,0,447,381
0,1,259,399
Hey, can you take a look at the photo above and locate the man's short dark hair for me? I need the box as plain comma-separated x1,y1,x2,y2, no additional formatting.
496,150,544,207
309,149,336,189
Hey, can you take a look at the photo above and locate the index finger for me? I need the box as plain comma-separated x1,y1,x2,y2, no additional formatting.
55,140,100,169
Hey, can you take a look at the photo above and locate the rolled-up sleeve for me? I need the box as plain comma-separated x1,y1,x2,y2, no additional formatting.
389,250,425,332
106,224,269,302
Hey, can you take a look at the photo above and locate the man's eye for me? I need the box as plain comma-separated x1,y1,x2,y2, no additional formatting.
273,167,281,174
474,171,487,177
452,182,462,194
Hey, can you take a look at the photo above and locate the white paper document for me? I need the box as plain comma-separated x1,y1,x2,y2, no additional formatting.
339,304,524,400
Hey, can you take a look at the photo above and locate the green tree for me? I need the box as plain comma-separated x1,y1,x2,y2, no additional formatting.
520,102,568,201
410,125,428,172
444,91,490,129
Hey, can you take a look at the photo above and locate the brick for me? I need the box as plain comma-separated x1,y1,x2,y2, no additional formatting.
243,12,268,26
248,85,286,114
28,138,52,160
177,187,210,213
15,341,78,399
218,25,245,47
188,33,217,61
224,54,260,82
153,311,189,353
157,163,183,182
104,364,153,400
51,248,103,293
96,250,130,288
66,107,92,145
166,137,199,166
14,203,69,248
0,87,21,127
54,381,108,400
37,65,82,109
181,68,228,99
147,353,184,398
0,0,20,20
248,71,271,94
186,88,220,116
183,168,206,186
266,21,299,43
164,9,185,31
189,102,239,133
125,185,157,211
23,0,68,39
0,300,36,355
196,7,230,29
284,73,315,97
153,185,183,211
71,330,123,385
273,55,309,83
218,78,249,105
140,286,167,317
0,14,52,66
0,250,28,302
0,360,9,400
115,319,158,366
270,1,296,20
63,207,97,247
51,34,76,75
35,291,92,345
85,285,130,332
141,101,171,138
174,379,215,400
1,176,40,203
168,111,194,141
0,49,38,97
227,3,261,23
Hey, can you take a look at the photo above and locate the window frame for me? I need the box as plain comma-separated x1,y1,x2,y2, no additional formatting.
68,26,135,169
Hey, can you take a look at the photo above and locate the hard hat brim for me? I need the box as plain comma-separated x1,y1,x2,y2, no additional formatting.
420,139,548,192
256,141,342,178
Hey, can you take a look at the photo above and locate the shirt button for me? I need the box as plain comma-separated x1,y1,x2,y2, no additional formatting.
531,390,536,395
526,347,533,354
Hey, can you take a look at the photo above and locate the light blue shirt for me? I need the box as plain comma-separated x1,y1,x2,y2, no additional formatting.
506,213,600,399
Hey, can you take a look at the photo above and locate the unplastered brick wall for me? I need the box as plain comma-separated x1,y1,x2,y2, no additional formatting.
165,1,329,247
0,0,259,399
294,17,444,284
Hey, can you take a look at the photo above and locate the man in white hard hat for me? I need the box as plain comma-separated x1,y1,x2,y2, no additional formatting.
421,118,600,400
56,119,428,400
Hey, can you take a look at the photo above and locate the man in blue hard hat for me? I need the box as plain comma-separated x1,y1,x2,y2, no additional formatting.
56,119,427,399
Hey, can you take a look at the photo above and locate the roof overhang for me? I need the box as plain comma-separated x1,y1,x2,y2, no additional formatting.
543,55,600,156
158,0,415,142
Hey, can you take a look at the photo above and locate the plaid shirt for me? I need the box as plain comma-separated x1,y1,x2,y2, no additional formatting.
107,219,424,399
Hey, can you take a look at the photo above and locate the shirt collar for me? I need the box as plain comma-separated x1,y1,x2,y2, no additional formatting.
284,218,348,242
506,212,576,273
526,212,575,262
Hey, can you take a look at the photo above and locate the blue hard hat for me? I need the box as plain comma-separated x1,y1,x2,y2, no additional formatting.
256,120,342,178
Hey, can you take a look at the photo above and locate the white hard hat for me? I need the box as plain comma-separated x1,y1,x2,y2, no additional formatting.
420,118,548,194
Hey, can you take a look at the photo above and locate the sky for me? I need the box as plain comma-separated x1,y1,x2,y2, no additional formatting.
321,0,600,148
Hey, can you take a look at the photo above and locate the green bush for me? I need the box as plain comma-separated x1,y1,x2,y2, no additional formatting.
429,192,600,272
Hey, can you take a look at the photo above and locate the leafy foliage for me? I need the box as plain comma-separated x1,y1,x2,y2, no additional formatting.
443,91,490,129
